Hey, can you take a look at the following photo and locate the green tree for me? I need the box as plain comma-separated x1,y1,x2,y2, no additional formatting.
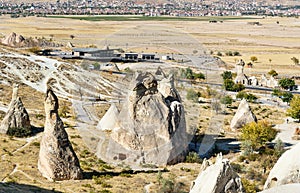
278,78,295,90
223,79,235,91
250,56,258,62
291,57,299,65
221,71,233,80
272,89,293,103
281,92,293,103
241,121,277,150
268,69,278,77
287,95,300,121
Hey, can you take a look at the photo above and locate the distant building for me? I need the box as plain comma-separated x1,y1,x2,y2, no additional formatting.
141,53,155,60
162,55,171,60
233,60,278,88
72,48,115,58
124,53,138,61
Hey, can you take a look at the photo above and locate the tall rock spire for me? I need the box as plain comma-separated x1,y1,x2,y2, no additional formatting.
38,88,82,181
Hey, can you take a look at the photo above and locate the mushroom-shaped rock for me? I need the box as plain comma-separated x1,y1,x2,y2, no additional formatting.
96,71,188,166
264,142,300,190
190,154,244,193
38,89,82,181
0,84,31,136
230,99,257,130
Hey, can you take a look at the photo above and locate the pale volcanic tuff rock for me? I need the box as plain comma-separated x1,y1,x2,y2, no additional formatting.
0,84,31,136
1,32,25,47
190,154,244,193
96,71,188,166
260,184,300,193
38,89,82,181
230,99,257,130
264,142,300,190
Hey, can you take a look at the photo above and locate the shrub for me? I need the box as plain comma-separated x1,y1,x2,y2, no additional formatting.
185,152,202,163
59,104,70,118
220,95,233,106
233,51,241,56
225,51,233,56
7,127,32,138
231,163,242,173
232,83,245,92
99,190,112,193
236,91,257,102
27,47,41,54
250,56,258,62
242,178,257,193
268,69,278,77
186,89,200,103
291,57,299,65
193,72,205,80
237,155,246,162
32,141,40,147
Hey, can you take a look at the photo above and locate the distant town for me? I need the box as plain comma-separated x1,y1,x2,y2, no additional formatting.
0,0,299,17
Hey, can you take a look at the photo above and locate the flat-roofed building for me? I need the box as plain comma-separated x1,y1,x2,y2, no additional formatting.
124,53,138,60
141,53,156,60
72,48,115,58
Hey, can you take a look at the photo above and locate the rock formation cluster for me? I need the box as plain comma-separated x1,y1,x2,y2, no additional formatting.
38,89,82,181
0,84,31,136
1,32,25,47
96,70,188,166
230,99,257,130
190,154,244,193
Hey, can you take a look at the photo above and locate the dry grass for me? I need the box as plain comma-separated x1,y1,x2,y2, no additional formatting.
0,124,200,193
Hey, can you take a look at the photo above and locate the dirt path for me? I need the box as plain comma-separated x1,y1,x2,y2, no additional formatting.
274,117,299,146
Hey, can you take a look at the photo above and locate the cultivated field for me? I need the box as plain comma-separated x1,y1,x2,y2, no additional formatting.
0,15,298,76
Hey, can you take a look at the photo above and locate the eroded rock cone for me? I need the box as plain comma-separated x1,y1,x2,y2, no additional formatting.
0,84,31,137
97,71,188,166
190,154,244,193
38,89,82,181
1,32,25,47
264,142,300,190
230,99,257,130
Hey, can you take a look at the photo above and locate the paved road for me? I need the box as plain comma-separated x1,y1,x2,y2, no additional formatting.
178,79,300,94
